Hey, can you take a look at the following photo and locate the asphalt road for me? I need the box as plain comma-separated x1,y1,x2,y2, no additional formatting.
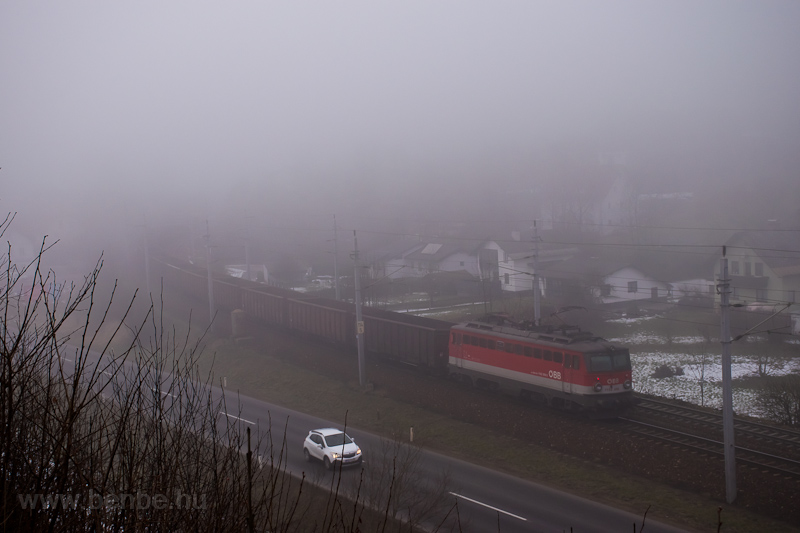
230,389,689,533
62,351,690,533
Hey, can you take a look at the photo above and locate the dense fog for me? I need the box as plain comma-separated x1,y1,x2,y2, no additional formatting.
2,1,799,283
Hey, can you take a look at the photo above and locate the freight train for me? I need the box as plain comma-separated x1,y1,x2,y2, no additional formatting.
157,258,634,414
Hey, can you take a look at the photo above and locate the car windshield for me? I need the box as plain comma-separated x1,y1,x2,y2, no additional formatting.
587,350,631,372
324,433,352,447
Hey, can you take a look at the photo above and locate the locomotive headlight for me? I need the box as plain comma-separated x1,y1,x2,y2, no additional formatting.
623,380,632,390
593,382,603,393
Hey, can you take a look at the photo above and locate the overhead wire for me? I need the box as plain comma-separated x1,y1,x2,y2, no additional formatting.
192,211,800,262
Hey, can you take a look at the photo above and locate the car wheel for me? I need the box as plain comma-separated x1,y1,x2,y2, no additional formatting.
323,456,332,471
303,448,311,462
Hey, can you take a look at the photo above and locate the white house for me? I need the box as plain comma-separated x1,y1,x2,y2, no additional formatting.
670,278,716,301
481,240,532,292
538,250,677,308
225,264,269,283
366,239,484,281
593,266,672,306
716,231,800,334
481,238,577,293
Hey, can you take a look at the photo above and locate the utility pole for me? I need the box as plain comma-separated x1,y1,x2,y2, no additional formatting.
532,220,541,326
205,220,216,331
718,246,737,503
353,231,366,387
334,215,341,300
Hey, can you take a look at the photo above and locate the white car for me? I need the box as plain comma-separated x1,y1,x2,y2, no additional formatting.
303,428,363,470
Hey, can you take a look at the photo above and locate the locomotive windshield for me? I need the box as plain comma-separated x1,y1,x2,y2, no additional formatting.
586,350,631,372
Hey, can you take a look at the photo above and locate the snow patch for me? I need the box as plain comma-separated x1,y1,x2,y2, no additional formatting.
632,350,800,417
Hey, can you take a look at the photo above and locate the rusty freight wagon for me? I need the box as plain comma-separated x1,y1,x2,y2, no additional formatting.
240,288,451,371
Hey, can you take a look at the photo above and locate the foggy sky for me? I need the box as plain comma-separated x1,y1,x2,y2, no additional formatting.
2,1,800,268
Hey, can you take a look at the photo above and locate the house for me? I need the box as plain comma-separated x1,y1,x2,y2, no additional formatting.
717,231,800,333
401,242,482,279
364,237,484,281
480,239,525,292
593,265,672,306
718,231,800,305
536,243,721,309
363,237,424,280
539,251,671,308
480,235,577,293
225,264,269,283
634,248,717,304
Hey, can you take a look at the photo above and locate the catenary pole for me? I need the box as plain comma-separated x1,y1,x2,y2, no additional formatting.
334,215,341,300
206,220,216,331
532,220,541,326
719,247,737,503
353,231,366,387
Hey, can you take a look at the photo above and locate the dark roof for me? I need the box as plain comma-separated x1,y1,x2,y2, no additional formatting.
541,252,633,281
364,238,425,262
725,231,800,273
630,247,718,283
404,242,476,262
490,239,536,254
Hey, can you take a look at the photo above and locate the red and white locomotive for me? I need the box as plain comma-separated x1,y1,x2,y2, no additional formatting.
448,314,633,413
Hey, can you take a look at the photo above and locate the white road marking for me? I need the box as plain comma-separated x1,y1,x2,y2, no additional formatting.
221,412,255,425
449,492,527,521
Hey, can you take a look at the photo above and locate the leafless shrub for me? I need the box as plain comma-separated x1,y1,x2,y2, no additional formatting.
651,364,683,379
754,352,775,377
0,215,301,532
685,350,711,407
348,435,456,531
756,374,800,426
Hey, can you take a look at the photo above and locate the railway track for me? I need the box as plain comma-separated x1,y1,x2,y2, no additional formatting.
618,396,800,479
634,397,800,452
